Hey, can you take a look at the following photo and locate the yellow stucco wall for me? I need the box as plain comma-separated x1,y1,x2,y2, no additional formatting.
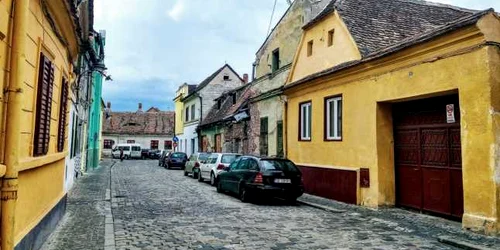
288,11,361,83
0,0,76,244
285,14,500,234
174,84,189,136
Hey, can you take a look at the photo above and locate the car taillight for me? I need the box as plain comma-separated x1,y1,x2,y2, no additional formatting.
217,164,225,170
254,172,263,184
194,162,200,168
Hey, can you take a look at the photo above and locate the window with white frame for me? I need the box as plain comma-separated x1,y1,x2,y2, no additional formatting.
299,102,312,140
325,96,342,140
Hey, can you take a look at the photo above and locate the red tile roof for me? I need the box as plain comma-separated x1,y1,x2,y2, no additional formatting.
103,108,174,136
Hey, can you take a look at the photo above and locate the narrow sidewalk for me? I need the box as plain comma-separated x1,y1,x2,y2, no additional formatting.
40,159,116,250
298,194,500,250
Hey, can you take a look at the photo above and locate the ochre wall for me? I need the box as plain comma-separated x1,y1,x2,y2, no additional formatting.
285,20,500,233
0,0,13,163
174,85,189,136
288,11,361,83
8,0,74,244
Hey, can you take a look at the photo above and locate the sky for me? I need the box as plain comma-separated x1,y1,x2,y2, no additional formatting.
94,0,500,112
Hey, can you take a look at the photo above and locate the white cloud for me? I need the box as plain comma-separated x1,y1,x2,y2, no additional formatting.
167,0,186,22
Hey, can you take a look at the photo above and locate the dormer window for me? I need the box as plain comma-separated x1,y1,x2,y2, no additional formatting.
223,75,230,81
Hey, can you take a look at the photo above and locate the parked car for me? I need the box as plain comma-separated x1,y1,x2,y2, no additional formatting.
130,144,142,159
184,152,211,178
148,149,161,159
141,149,150,159
198,153,241,185
164,152,188,169
159,150,171,166
112,144,142,159
216,156,304,203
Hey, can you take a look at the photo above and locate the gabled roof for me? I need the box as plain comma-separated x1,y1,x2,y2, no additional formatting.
304,0,478,57
200,84,254,127
286,8,495,90
103,108,175,136
182,64,243,101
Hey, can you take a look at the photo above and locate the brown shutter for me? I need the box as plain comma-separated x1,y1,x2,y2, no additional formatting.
57,78,69,152
33,53,55,156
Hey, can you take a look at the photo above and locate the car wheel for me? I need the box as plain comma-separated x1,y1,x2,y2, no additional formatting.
216,181,223,193
165,163,170,169
286,197,297,204
239,185,249,203
192,170,198,179
210,172,216,186
184,170,188,177
198,171,204,182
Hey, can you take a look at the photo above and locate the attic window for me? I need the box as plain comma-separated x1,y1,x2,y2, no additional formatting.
217,99,222,109
328,29,335,47
223,75,230,81
232,94,236,105
307,40,313,57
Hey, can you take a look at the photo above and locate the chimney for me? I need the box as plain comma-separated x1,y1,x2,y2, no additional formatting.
107,102,111,109
243,73,249,84
138,103,143,112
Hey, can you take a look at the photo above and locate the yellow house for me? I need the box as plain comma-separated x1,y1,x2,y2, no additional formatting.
0,0,87,249
173,83,197,149
284,0,500,234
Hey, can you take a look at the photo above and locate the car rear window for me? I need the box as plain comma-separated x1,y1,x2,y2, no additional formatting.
198,153,210,161
171,152,186,159
261,160,300,172
131,146,140,151
221,155,239,164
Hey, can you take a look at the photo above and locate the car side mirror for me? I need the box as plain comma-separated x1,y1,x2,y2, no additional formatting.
223,166,230,172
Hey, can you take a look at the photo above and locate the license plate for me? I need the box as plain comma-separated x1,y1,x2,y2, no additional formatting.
274,179,291,184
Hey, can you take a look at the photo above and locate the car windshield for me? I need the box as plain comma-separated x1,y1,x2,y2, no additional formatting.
171,152,186,159
198,153,210,161
221,154,239,164
261,160,300,172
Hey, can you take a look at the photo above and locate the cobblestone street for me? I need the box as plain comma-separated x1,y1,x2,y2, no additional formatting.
41,160,500,250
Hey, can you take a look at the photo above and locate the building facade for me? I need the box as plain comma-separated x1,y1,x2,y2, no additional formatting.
177,64,244,156
0,0,96,249
102,103,175,156
284,0,500,234
198,0,327,156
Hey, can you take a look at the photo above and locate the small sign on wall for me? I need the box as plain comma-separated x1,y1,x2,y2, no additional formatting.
446,104,455,123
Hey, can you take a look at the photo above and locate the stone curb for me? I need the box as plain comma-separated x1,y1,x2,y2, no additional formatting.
297,199,346,214
437,236,494,250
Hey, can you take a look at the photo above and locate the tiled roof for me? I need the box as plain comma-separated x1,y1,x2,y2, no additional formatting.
286,8,494,90
182,64,243,101
304,0,477,56
200,85,254,127
103,108,174,135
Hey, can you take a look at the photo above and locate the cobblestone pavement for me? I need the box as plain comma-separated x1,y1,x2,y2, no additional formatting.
109,160,468,250
41,160,115,250
41,159,499,250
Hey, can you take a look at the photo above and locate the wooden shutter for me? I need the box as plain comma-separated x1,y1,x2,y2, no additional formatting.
57,78,69,152
34,53,55,156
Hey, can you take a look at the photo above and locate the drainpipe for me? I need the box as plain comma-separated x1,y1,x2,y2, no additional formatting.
2,0,29,249
197,94,203,151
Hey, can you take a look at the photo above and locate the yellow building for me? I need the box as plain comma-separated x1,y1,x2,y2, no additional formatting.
284,0,500,234
0,0,88,248
173,83,197,149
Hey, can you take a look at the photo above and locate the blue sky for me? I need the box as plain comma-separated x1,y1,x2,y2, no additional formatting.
94,0,499,112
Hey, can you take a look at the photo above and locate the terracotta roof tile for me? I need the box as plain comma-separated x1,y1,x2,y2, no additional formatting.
103,108,174,136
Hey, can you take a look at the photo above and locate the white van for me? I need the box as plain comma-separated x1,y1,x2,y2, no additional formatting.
112,144,141,159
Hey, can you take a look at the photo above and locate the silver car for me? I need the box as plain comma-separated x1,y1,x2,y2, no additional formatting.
184,152,211,178
198,153,241,186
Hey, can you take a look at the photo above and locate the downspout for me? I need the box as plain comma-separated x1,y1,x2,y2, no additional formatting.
283,99,288,158
197,94,203,151
2,0,29,249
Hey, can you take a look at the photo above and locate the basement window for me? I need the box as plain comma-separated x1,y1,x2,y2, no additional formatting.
307,40,313,57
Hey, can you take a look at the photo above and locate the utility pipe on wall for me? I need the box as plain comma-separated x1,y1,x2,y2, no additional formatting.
1,0,30,249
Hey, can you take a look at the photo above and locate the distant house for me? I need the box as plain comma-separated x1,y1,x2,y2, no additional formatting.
102,103,175,155
175,64,244,155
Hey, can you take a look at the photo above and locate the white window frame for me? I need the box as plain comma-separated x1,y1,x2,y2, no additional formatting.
325,96,342,140
300,102,312,141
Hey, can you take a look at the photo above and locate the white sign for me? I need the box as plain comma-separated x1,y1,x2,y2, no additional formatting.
234,112,248,122
446,104,455,123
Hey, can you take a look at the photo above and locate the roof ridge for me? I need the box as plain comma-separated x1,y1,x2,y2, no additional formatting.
397,0,478,13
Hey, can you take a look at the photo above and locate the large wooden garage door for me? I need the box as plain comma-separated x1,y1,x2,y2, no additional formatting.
394,94,463,219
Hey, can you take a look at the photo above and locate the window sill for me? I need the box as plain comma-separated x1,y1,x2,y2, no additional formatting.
324,138,342,142
298,139,311,142
18,151,68,172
